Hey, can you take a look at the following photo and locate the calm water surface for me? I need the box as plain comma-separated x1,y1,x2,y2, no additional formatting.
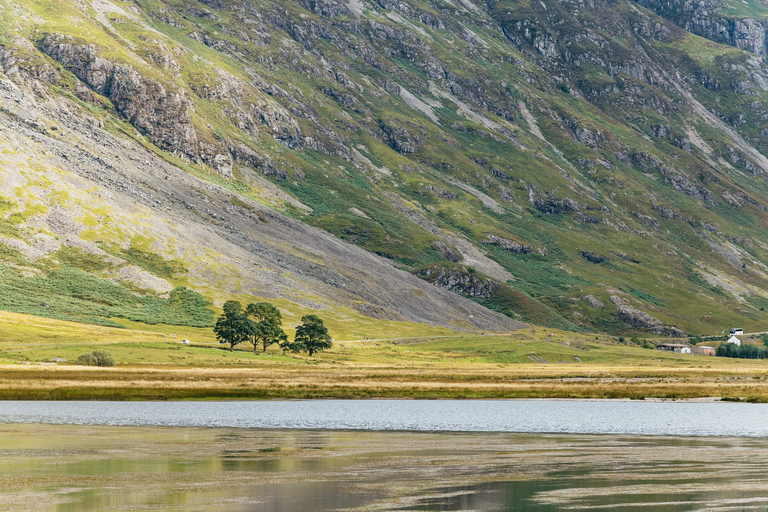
2,424,768,512
0,399,767,435
3,401,768,511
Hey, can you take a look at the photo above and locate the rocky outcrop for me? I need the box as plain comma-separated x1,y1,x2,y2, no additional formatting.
611,252,642,264
41,35,200,161
432,241,462,262
527,187,579,215
583,295,605,308
0,37,60,85
228,140,277,176
480,234,531,254
421,185,457,199
610,295,684,336
204,68,304,150
581,251,607,264
636,0,768,57
380,120,421,154
633,153,717,205
416,266,500,299
303,0,351,18
616,304,686,337
108,65,199,157
651,124,692,153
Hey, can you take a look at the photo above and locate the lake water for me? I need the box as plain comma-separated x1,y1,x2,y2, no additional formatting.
2,423,768,511
0,399,767,436
3,401,768,511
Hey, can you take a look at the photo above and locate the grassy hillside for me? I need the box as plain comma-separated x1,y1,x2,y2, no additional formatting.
3,0,768,339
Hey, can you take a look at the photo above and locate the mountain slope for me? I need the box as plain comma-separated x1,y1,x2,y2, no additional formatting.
2,0,768,335
0,74,519,331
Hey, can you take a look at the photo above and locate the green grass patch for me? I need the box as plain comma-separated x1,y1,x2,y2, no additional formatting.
0,264,213,328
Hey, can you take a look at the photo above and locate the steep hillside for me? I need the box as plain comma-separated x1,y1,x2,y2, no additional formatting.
636,0,768,56
2,0,768,336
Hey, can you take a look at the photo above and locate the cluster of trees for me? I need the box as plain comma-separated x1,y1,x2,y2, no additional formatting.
213,300,332,356
716,342,768,359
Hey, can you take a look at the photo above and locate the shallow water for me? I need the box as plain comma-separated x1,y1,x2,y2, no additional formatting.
1,399,767,436
2,424,768,511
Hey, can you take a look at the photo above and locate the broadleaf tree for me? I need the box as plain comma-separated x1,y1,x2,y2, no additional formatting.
284,314,332,356
245,302,287,352
213,300,255,351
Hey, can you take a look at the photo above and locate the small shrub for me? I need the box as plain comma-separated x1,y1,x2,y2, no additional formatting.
75,353,96,366
76,350,115,367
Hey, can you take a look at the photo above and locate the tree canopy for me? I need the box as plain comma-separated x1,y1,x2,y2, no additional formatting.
213,303,331,356
245,302,287,352
213,300,255,350
285,314,333,356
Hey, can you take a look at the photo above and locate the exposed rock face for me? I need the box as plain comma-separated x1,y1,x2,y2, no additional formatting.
616,304,686,338
416,266,500,299
583,295,605,308
228,140,277,176
305,0,351,18
422,185,457,199
432,241,462,262
41,35,200,162
528,187,579,215
109,66,199,157
637,0,768,56
380,120,421,154
633,152,717,205
581,251,607,264
0,37,60,84
610,295,684,336
480,234,531,254
205,69,303,150
611,252,642,264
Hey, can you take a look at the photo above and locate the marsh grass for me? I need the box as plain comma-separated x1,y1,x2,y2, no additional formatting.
2,363,768,400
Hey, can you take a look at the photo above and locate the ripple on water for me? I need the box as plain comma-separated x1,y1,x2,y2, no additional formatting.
1,399,768,436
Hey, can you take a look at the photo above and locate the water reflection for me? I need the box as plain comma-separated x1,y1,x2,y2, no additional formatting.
2,425,768,511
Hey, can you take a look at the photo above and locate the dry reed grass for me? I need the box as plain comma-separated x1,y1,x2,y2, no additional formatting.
2,363,768,400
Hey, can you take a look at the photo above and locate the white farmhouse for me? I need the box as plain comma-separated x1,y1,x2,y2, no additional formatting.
727,336,741,347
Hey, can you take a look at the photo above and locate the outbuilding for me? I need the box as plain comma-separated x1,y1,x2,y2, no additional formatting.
727,336,741,347
691,346,715,356
656,343,692,354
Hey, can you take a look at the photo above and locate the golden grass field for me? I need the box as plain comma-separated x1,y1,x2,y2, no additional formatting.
2,311,768,401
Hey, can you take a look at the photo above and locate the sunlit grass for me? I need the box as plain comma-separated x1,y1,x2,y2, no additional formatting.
1,311,768,400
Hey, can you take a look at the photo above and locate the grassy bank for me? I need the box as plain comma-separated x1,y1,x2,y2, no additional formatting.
3,364,768,401
2,311,768,401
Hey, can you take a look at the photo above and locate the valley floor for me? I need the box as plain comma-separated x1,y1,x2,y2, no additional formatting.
1,311,767,401
3,363,768,401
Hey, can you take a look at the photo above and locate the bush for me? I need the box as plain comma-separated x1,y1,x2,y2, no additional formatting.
76,350,115,367
75,353,96,366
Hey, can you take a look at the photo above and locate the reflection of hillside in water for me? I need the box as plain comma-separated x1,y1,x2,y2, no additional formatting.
1,424,766,511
